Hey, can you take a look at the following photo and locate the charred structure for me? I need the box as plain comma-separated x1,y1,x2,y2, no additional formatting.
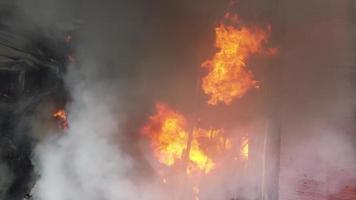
0,10,69,199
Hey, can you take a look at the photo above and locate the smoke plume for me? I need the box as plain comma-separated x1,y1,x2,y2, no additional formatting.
1,0,354,199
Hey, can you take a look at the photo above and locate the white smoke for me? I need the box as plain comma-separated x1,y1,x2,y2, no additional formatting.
32,64,165,200
7,0,356,199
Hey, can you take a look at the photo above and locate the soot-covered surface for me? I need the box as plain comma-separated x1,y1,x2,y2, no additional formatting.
0,8,69,199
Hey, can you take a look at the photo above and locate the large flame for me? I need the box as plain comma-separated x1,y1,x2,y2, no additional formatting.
142,103,230,174
201,13,275,105
140,8,275,199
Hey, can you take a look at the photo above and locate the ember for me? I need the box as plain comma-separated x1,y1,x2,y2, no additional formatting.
53,109,69,129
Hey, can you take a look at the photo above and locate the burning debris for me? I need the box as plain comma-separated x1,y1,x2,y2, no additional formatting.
141,103,257,199
141,103,230,174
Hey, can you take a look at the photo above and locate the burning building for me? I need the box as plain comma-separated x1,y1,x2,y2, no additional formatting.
0,0,355,200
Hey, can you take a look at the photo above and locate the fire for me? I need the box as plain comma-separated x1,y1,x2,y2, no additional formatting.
142,103,230,174
240,136,249,160
201,13,275,105
142,103,188,166
139,7,276,199
53,109,69,129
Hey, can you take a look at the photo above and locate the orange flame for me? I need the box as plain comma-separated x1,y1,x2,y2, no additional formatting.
53,109,69,129
142,103,230,174
142,103,188,166
201,14,275,105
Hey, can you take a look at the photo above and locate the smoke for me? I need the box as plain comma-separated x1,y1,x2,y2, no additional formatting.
1,0,354,199
9,0,167,199
273,1,356,198
32,79,164,200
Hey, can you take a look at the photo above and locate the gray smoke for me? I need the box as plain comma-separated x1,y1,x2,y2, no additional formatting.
4,0,356,199
32,78,164,200
13,0,167,199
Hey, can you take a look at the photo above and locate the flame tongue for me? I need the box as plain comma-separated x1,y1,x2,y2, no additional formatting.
201,14,274,105
142,103,188,166
142,103,230,174
240,136,249,160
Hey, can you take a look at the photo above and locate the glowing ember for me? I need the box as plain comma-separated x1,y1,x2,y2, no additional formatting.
201,13,275,105
240,136,249,160
53,109,69,129
142,103,230,174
